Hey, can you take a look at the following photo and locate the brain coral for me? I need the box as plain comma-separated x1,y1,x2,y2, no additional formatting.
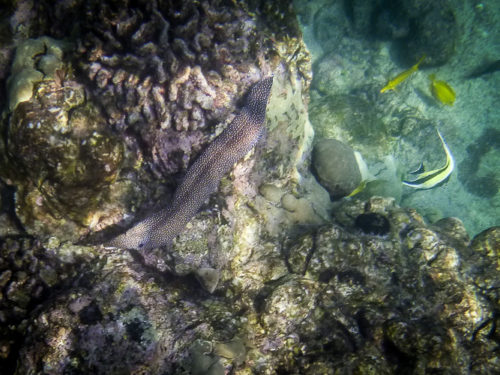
69,0,275,177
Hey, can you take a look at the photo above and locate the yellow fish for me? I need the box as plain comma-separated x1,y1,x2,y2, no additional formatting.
429,74,456,106
347,180,368,198
403,129,454,189
380,55,426,93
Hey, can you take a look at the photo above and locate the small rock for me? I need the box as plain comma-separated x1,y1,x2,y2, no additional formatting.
313,139,362,199
259,184,283,204
195,267,220,294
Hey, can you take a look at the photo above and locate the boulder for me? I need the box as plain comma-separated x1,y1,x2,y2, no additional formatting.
313,139,362,199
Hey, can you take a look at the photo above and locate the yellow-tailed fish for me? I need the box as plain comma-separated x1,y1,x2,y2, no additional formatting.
347,180,368,197
429,74,456,106
402,129,454,189
380,55,426,93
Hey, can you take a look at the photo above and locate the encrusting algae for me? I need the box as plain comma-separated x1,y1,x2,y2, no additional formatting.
429,74,456,106
380,55,425,93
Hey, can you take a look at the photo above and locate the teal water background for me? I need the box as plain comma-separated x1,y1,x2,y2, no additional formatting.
295,0,499,236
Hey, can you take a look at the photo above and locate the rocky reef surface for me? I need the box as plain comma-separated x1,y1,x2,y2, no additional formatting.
0,0,499,374
2,196,500,374
0,0,309,243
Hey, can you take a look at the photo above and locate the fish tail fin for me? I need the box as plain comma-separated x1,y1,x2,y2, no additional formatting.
412,55,426,71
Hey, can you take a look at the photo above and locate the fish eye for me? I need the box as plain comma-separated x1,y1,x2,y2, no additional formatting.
138,243,144,248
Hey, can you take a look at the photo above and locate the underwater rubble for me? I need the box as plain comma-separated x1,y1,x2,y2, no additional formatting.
0,0,499,374
2,197,500,374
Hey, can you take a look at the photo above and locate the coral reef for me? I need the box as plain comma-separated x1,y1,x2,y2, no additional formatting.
6,197,500,374
0,236,99,369
0,0,499,374
0,182,21,237
67,0,276,181
0,0,311,241
6,37,67,110
1,42,125,241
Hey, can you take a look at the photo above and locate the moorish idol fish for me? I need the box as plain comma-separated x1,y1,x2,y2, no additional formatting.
403,129,455,189
380,55,426,93
409,162,425,175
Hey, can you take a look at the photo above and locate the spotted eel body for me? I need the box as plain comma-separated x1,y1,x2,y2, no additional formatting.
105,76,273,250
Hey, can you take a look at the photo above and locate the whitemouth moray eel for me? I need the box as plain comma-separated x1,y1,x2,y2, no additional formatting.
104,76,274,250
